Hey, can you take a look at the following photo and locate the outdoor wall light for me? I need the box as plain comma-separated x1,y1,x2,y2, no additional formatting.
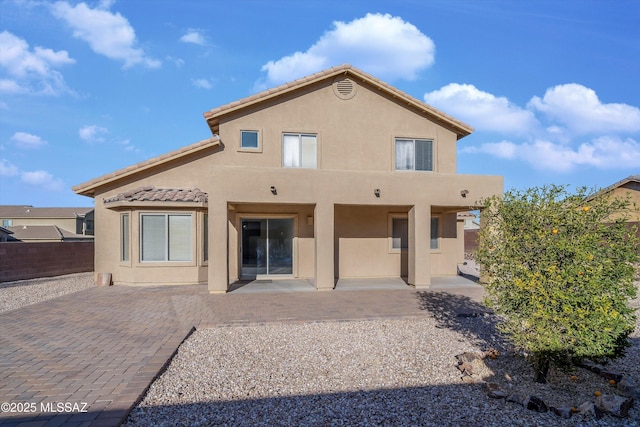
374,188,381,198
460,189,469,198
270,186,277,195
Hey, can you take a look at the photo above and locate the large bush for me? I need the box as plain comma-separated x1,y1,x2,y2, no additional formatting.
476,185,639,383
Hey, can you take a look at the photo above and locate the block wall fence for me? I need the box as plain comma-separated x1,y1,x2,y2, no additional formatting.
0,242,94,282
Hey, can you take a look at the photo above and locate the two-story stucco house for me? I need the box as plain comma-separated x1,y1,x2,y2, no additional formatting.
73,65,503,293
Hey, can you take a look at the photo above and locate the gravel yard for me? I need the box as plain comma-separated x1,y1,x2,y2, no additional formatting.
2,272,638,426
0,272,95,313
126,295,640,426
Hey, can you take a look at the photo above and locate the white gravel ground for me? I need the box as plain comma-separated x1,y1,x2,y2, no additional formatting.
127,311,640,426
0,272,95,313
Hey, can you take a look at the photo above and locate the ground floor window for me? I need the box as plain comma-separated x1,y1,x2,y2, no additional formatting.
430,217,440,250
390,215,439,250
141,214,192,262
121,213,130,262
391,217,408,250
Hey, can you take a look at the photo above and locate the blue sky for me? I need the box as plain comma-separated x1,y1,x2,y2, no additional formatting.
1,0,639,207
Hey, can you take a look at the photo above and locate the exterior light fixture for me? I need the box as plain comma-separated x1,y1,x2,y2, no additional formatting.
374,188,381,198
460,189,469,198
271,186,277,195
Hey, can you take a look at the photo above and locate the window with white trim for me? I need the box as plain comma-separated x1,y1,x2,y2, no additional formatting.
395,138,433,171
391,217,408,250
203,213,208,262
283,133,317,168
240,130,259,149
141,214,192,262
430,217,440,250
121,214,130,262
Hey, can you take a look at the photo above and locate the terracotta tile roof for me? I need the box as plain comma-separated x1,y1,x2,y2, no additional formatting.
104,186,208,204
73,136,220,197
203,64,473,138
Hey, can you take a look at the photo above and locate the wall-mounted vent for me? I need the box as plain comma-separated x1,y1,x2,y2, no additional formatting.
333,77,357,100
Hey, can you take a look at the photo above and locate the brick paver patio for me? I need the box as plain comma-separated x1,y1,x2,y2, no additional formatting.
0,282,485,426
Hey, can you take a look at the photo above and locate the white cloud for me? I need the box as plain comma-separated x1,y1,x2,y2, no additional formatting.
20,170,64,191
166,56,185,67
191,78,212,89
11,132,47,149
180,30,206,46
51,1,160,69
528,83,640,135
461,140,518,159
429,80,640,173
260,13,435,86
78,125,108,142
0,159,19,176
462,137,640,172
424,83,539,134
0,31,75,95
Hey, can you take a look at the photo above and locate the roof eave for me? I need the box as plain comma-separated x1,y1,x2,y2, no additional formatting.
104,201,208,210
73,137,221,198
203,64,473,139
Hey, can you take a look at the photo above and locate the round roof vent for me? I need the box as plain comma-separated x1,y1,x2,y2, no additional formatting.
333,77,357,100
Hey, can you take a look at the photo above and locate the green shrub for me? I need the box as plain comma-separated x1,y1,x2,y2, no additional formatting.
476,185,639,383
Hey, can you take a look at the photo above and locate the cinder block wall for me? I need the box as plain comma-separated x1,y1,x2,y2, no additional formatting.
464,229,479,258
0,242,94,282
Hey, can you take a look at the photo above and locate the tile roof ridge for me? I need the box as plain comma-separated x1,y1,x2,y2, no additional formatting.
203,63,472,137
204,64,353,118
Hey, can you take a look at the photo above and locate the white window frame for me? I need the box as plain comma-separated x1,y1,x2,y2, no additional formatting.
388,214,408,252
282,133,317,168
120,213,130,263
394,138,434,172
140,213,193,262
430,216,440,251
240,130,261,152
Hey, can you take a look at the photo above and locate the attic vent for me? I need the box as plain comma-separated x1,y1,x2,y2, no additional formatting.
333,77,357,100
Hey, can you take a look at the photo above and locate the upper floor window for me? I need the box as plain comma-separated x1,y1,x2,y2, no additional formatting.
240,130,260,150
395,138,433,171
283,133,317,168
1,219,12,227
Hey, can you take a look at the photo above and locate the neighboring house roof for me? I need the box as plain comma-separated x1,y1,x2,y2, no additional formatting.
104,186,208,204
6,225,92,241
73,136,221,197
599,175,640,194
0,226,13,235
585,175,640,201
204,64,473,139
0,205,93,218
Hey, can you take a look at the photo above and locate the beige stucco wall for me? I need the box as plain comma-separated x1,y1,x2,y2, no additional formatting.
87,73,503,290
215,78,458,174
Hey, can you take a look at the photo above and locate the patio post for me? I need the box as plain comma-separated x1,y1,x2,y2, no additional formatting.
408,203,431,289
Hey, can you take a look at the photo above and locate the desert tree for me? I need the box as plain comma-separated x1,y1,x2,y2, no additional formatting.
476,185,639,383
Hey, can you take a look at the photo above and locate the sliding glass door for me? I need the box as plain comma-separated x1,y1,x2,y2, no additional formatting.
241,218,293,278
